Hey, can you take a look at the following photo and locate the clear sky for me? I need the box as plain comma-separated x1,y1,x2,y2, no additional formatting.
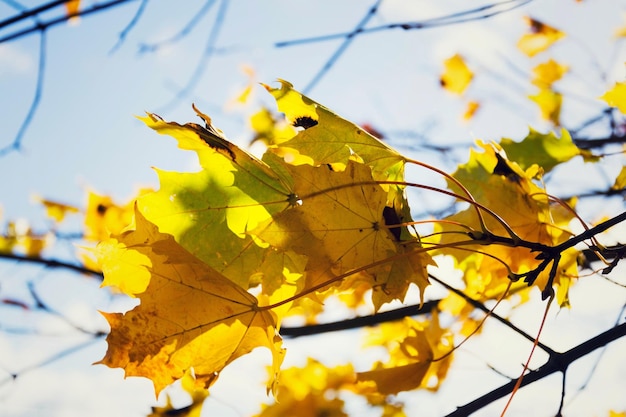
1,1,625,416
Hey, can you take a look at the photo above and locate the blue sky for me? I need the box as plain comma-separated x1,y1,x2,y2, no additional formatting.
1,0,626,416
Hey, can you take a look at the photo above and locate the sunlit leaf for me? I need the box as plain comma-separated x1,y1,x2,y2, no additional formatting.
96,209,284,395
251,160,432,310
517,17,565,57
137,108,296,289
33,195,80,223
434,142,578,306
600,82,626,114
531,59,569,88
256,359,354,417
84,190,135,242
148,370,208,417
529,88,562,125
358,313,452,394
463,100,480,121
612,166,626,190
439,54,473,95
500,128,592,172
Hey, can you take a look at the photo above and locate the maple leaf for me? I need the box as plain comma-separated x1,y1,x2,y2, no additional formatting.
517,17,565,57
263,80,406,185
463,100,480,121
256,359,355,417
612,166,626,190
137,108,297,289
529,87,562,125
148,370,208,417
439,54,473,95
33,195,80,223
500,128,593,172
531,59,569,88
433,142,578,305
357,312,452,394
96,208,284,395
264,79,420,248
251,160,433,310
600,82,626,114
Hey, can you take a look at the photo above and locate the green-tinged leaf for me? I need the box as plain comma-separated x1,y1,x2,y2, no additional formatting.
96,209,284,396
137,108,296,289
500,128,594,172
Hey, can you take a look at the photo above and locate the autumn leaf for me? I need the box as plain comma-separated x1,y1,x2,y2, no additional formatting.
529,87,562,125
531,59,569,88
148,370,208,417
264,80,418,245
517,17,565,57
358,312,452,394
600,82,626,114
96,208,285,395
33,195,79,223
433,142,578,306
256,359,355,417
463,100,480,121
137,107,297,289
612,166,626,190
439,54,473,95
251,160,433,310
263,80,406,185
500,128,594,172
84,190,136,242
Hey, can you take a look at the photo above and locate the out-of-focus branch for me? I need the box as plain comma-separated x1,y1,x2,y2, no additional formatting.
0,252,103,279
445,322,626,417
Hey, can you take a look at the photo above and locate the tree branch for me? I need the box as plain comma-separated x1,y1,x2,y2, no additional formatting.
445,322,626,417
0,252,103,279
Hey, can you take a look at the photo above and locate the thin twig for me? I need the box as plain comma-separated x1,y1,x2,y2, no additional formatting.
108,0,149,54
0,30,46,156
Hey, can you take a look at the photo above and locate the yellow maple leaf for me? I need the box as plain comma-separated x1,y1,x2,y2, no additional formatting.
529,88,562,125
137,107,297,289
358,312,452,394
33,195,80,223
84,190,135,242
463,100,480,121
148,370,208,417
433,142,578,306
531,59,569,88
517,17,565,57
251,160,433,311
96,208,285,395
612,166,626,190
600,82,626,114
440,54,473,95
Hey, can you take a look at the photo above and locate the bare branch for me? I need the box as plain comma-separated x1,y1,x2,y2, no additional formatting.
0,30,46,156
0,252,103,279
108,0,149,54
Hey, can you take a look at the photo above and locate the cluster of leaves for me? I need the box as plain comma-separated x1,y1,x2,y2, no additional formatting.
86,74,626,416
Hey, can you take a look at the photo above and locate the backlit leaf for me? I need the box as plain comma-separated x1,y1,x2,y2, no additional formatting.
434,142,578,306
256,359,354,417
137,108,296,289
251,160,432,310
612,166,626,190
358,313,452,394
529,88,562,125
439,54,473,95
33,195,80,223
97,209,284,395
531,59,569,88
517,17,565,57
463,100,480,121
500,128,590,172
600,82,626,114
